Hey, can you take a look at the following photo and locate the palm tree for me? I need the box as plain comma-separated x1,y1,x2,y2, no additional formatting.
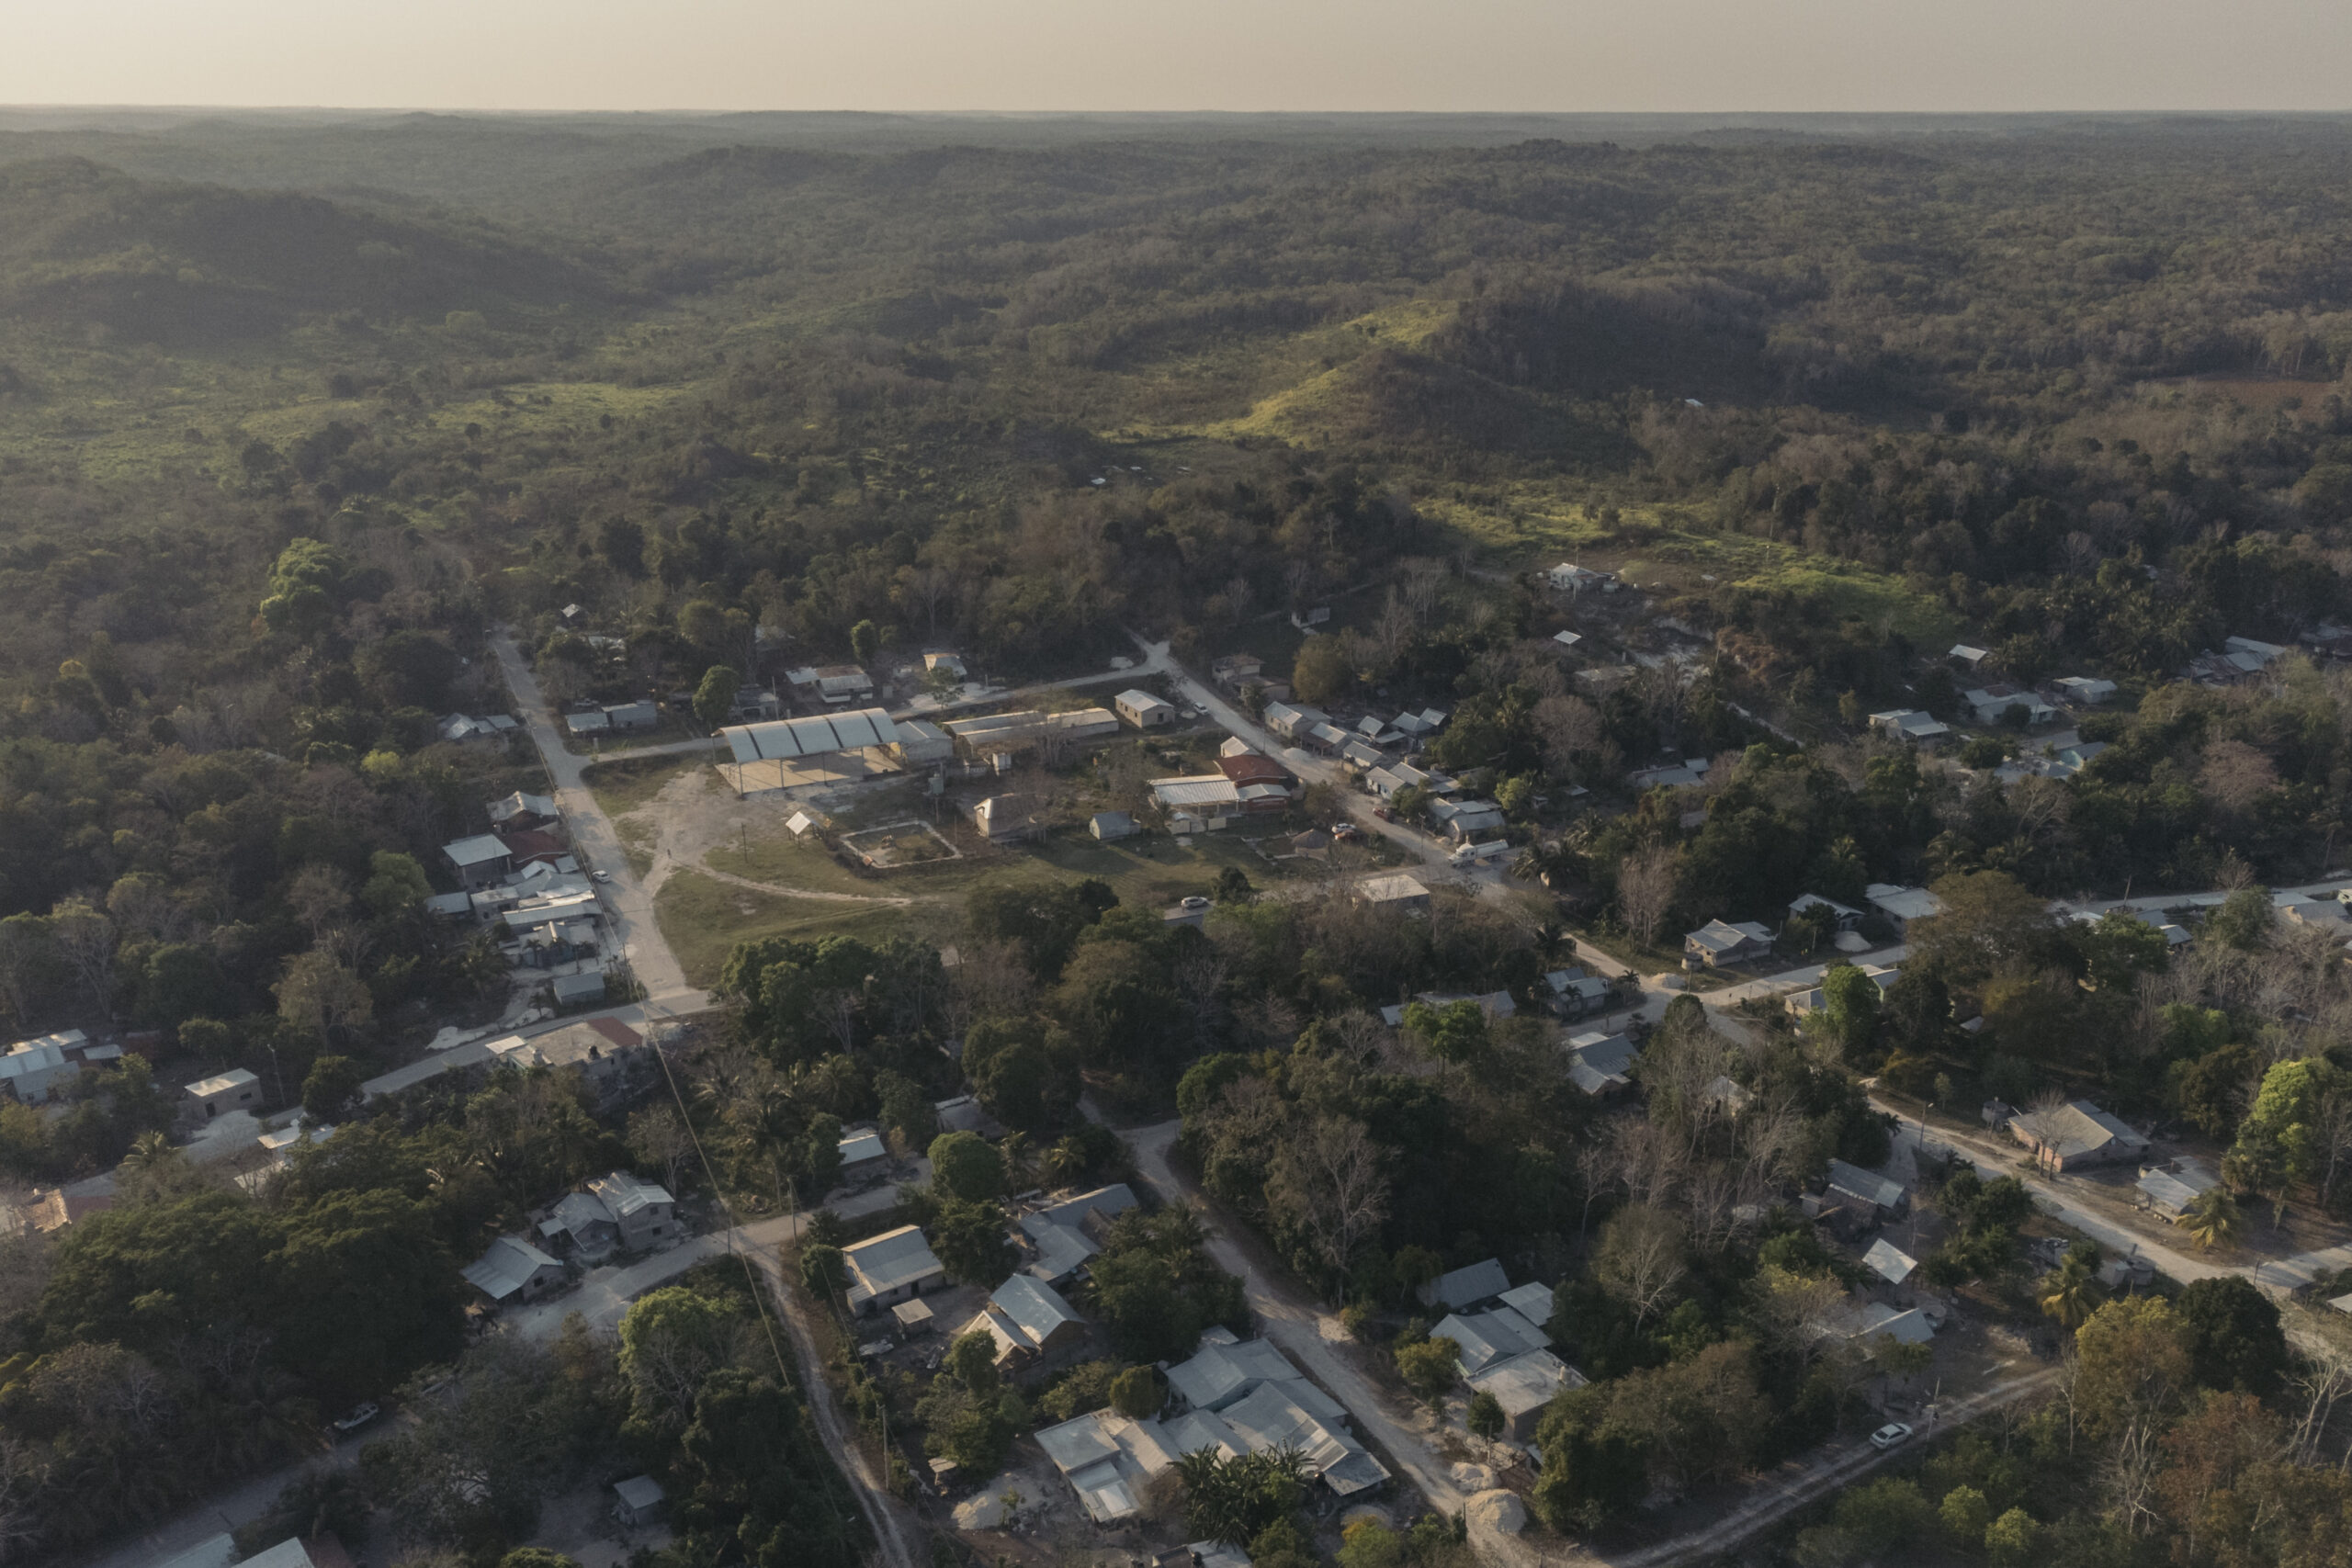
2183,1187,2243,1251
2037,1250,2105,1329
999,1130,1035,1191
1041,1135,1087,1187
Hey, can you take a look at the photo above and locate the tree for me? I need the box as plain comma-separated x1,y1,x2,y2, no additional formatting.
927,1131,1005,1202
2231,1056,2339,1198
1466,1389,1505,1439
1292,637,1353,705
2204,887,2276,951
2177,1275,2286,1396
1108,1365,1160,1418
1616,843,1680,943
2182,1186,2242,1251
945,1327,1001,1398
301,1055,364,1122
274,951,372,1044
1396,1337,1459,1403
1265,1114,1389,1292
1176,1447,1308,1547
0,913,56,1031
1400,998,1486,1077
1940,1484,1992,1545
48,897,118,1021
1531,1387,1650,1532
2037,1247,2105,1329
849,620,881,666
2172,1042,2260,1139
694,664,741,730
1816,963,1881,1062
1594,1202,1688,1327
1907,871,2057,985
1984,1507,2039,1567
930,1197,1014,1284
359,851,431,921
2074,1296,2192,1443
628,1104,696,1195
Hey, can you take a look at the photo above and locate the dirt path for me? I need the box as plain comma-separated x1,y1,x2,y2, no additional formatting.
611,765,921,908
1117,1119,1474,1517
1607,1367,2062,1567
750,1235,926,1568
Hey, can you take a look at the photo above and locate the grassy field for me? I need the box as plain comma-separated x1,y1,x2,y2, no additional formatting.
582,752,707,818
653,868,930,987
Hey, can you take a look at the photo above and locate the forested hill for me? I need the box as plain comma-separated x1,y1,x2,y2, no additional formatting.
0,157,612,340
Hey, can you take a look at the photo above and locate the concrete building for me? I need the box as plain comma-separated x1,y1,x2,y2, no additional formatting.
613,1475,667,1528
1114,689,1177,728
488,1016,651,1111
0,1029,98,1103
1089,810,1138,841
183,1068,261,1123
1358,874,1430,913
1464,1350,1584,1442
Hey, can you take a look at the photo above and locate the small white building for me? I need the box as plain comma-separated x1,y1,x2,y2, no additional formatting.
1685,919,1773,967
1864,883,1944,931
2052,675,2118,705
842,1224,948,1314
183,1068,260,1123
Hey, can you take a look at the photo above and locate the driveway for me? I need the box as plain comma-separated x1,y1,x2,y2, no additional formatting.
490,632,705,1012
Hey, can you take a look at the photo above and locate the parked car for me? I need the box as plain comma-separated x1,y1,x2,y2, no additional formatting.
1180,895,1211,910
332,1403,380,1436
1869,1422,1913,1451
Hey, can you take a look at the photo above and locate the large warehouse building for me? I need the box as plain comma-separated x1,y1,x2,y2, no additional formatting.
718,707,903,794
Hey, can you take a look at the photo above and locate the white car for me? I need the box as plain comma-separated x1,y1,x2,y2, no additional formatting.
332,1402,380,1436
591,869,612,884
1180,895,1211,910
1869,1422,1913,1451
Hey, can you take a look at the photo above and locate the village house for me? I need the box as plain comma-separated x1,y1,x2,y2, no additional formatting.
961,1274,1091,1374
842,1224,948,1314
1114,689,1177,729
1864,883,1945,932
2010,1100,2150,1171
463,1235,568,1307
181,1068,260,1124
443,833,514,890
1685,919,1774,967
1868,709,1951,743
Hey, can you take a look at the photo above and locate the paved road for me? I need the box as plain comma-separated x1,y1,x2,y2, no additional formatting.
490,631,706,1012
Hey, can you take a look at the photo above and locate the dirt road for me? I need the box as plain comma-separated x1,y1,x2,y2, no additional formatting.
491,632,704,1010
1117,1118,1471,1518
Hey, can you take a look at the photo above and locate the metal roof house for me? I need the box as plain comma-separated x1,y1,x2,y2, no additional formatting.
1430,1306,1550,1373
1685,919,1774,967
463,1235,567,1305
2010,1100,2149,1172
1789,894,1864,931
1868,709,1951,743
1566,1032,1640,1098
1417,1257,1510,1312
1864,883,1945,931
842,1225,947,1314
1826,1159,1908,1220
962,1273,1089,1371
444,833,514,889
1358,874,1430,912
1862,1238,1918,1286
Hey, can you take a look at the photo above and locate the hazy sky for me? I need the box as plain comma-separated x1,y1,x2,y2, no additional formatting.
9,0,2352,113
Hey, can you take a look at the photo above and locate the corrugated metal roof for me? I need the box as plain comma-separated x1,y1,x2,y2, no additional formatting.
723,707,899,761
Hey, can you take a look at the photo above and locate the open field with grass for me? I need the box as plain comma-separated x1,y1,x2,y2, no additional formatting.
653,868,934,987
582,753,705,818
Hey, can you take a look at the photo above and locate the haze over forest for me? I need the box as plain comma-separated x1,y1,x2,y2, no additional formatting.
6,96,2352,1568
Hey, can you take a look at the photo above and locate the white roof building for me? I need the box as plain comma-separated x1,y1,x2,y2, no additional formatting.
842,1224,948,1312
1862,1238,1918,1285
1868,709,1951,742
463,1235,566,1303
963,1274,1089,1367
722,707,899,763
1864,883,1945,928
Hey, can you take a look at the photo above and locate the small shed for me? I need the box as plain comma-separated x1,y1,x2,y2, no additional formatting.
1090,811,1139,841
892,1297,937,1337
614,1474,666,1527
551,971,606,1008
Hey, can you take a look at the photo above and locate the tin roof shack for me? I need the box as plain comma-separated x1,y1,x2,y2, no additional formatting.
613,1475,666,1528
0,1029,102,1104
1430,1305,1550,1373
842,1224,947,1314
2010,1100,2150,1172
1826,1159,1910,1222
836,1127,890,1184
1868,709,1951,744
1864,883,1946,932
1090,810,1139,841
444,833,514,890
